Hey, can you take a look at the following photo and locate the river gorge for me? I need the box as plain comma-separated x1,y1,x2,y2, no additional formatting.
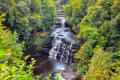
28,7,81,80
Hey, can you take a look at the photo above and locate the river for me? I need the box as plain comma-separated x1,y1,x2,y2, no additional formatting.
32,7,78,80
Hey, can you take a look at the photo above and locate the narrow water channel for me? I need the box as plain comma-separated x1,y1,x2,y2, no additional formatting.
49,17,75,63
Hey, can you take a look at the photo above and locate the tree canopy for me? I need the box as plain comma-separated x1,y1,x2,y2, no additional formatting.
0,0,56,40
64,0,120,79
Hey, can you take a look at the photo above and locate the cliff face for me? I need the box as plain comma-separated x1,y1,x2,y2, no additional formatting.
24,31,53,55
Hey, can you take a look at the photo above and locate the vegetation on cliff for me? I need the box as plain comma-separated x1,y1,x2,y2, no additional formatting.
0,0,56,79
65,0,120,79
0,12,39,80
0,0,56,41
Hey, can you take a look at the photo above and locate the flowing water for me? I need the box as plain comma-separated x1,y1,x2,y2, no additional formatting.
32,55,67,79
33,8,77,80
49,16,75,63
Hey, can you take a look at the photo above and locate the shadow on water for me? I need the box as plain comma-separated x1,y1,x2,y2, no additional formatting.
28,54,68,79
27,6,79,80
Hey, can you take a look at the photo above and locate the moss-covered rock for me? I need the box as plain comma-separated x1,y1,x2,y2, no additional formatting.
24,31,53,55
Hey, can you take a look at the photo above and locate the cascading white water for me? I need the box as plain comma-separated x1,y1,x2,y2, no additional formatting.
49,37,62,59
49,10,75,63
49,36,72,62
61,18,65,28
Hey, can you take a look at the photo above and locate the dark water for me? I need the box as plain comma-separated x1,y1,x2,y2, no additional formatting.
30,8,77,80
29,55,67,79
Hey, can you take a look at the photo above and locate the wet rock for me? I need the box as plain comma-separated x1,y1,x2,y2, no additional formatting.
39,36,53,55
53,25,61,28
62,28,70,31
51,65,80,80
58,34,63,36
62,38,71,45
54,22,61,25
72,44,81,50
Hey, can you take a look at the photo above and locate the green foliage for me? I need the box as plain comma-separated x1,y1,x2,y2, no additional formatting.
47,74,64,80
64,0,87,27
46,74,52,80
31,0,42,14
15,1,30,17
73,0,120,78
25,31,52,54
64,0,89,32
1,0,56,40
77,65,88,75
40,0,57,31
111,0,120,18
81,5,109,28
100,20,120,49
74,42,93,75
0,13,39,80
83,45,120,80
59,0,69,5
111,51,120,61
0,57,37,80
77,25,105,45
54,74,64,80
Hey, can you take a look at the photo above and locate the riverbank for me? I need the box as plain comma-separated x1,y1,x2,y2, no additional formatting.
26,3,83,80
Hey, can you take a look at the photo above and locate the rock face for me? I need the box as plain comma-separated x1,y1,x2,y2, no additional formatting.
25,32,53,55
39,35,53,55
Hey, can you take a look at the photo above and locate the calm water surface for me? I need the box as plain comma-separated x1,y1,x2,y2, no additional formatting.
29,55,67,79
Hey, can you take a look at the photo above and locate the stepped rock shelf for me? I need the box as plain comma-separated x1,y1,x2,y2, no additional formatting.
33,6,80,80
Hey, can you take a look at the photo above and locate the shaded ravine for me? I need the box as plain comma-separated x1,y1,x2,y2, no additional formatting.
47,7,79,80
32,6,80,80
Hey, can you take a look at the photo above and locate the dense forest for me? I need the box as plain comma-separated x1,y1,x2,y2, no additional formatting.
0,0,56,79
1,0,120,80
64,0,120,79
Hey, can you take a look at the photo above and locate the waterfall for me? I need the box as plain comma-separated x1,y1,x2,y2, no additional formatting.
49,18,72,62
49,36,72,63
61,18,65,28
49,8,75,63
